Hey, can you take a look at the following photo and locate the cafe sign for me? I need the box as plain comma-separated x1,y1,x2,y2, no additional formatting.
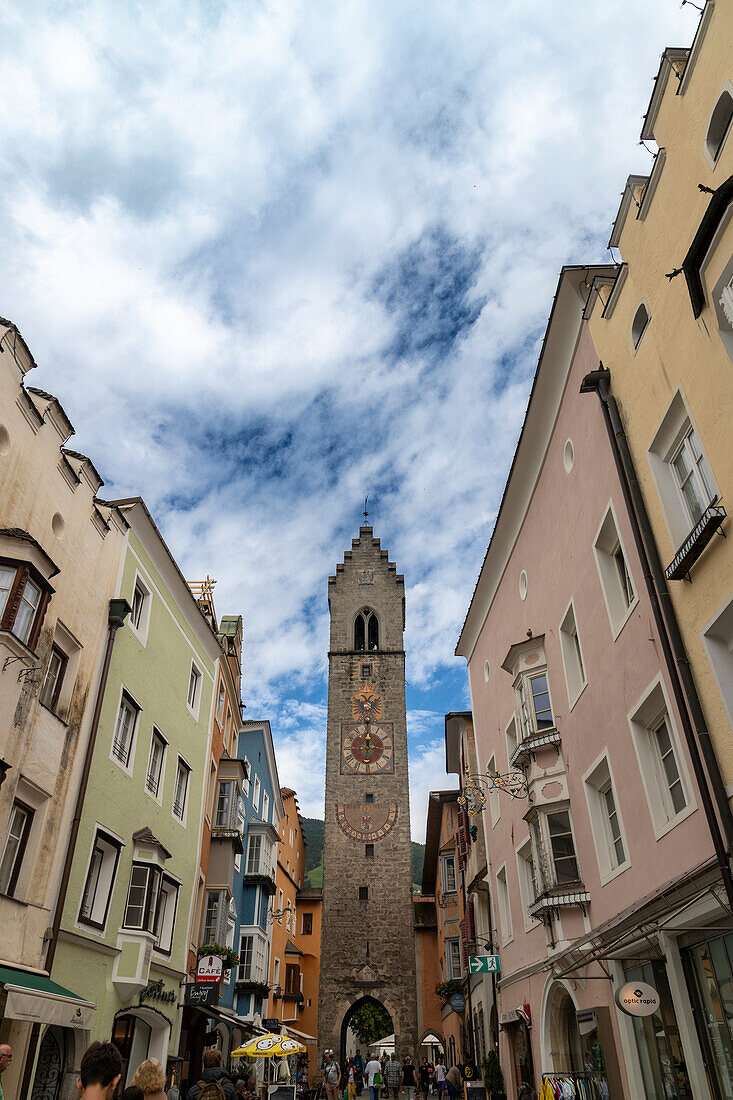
197,955,224,984
614,982,660,1018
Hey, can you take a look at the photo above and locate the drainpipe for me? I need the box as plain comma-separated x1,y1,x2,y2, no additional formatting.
580,365,733,912
19,598,130,1098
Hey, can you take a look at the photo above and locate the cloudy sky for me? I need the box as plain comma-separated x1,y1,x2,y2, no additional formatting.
1,0,697,838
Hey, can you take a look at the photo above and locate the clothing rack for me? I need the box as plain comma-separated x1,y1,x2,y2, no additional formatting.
540,1073,609,1100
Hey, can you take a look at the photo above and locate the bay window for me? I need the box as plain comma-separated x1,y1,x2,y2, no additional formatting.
0,559,51,650
516,671,554,739
123,863,162,932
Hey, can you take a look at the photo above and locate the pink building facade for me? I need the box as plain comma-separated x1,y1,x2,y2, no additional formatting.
456,266,725,1099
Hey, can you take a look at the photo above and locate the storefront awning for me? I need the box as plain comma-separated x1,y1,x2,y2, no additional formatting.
281,1024,317,1043
0,966,96,1029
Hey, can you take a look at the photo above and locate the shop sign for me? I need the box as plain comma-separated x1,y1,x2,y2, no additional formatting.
263,1018,281,1031
184,983,220,1008
139,979,176,1006
500,1009,519,1024
614,981,660,1017
449,992,466,1013
197,955,224,984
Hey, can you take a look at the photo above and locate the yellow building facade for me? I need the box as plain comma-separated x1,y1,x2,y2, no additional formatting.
587,0,733,791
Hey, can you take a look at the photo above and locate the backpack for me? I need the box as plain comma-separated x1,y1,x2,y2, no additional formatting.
196,1079,225,1100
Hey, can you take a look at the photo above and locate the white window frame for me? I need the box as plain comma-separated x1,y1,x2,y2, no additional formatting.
262,792,270,825
495,863,513,946
515,837,540,932
123,862,162,933
129,572,152,645
627,674,695,839
648,389,719,552
76,825,123,934
559,598,588,709
514,668,555,741
253,775,261,814
172,755,191,825
702,594,733,735
187,662,202,719
0,800,34,898
109,685,141,776
593,501,638,640
153,873,180,956
670,425,716,529
445,936,462,980
145,728,167,803
530,808,582,893
440,853,457,895
505,715,519,772
216,681,226,724
238,926,270,983
583,751,631,886
630,300,650,352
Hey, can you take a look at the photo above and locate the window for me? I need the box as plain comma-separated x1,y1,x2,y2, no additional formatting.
495,865,512,945
629,678,692,837
703,596,733,733
130,577,151,639
516,671,554,739
584,754,629,883
253,776,261,813
0,801,34,897
216,683,226,722
648,392,719,551
559,602,587,707
516,838,540,930
272,956,281,990
123,863,162,932
111,691,139,770
441,853,457,894
547,810,580,884
445,937,462,979
247,835,262,874
594,504,637,637
262,792,270,824
359,886,369,900
302,912,313,935
154,875,179,954
146,729,167,798
78,829,122,928
361,663,372,678
0,559,50,650
187,664,201,713
285,963,299,994
215,780,235,829
354,609,379,651
631,302,650,350
173,757,191,821
487,755,500,827
705,86,733,165
365,843,374,859
238,930,269,983
40,645,67,711
278,888,284,921
505,717,519,770
203,889,226,945
671,426,715,528
365,792,374,804
289,827,294,846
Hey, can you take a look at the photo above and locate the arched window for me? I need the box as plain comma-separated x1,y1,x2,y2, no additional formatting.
706,89,733,165
354,609,379,651
631,301,650,349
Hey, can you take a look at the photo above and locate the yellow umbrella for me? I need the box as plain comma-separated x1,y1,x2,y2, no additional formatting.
232,1032,307,1058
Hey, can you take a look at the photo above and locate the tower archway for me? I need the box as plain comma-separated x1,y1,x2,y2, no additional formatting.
339,995,394,1067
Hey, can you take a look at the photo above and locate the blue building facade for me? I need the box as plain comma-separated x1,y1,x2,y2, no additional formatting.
220,720,283,1022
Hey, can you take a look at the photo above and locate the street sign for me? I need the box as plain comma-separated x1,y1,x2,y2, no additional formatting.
184,982,220,1007
196,955,224,984
614,982,660,1018
468,955,500,974
449,992,466,1013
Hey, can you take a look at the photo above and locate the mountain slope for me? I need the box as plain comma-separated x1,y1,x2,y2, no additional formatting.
302,816,424,889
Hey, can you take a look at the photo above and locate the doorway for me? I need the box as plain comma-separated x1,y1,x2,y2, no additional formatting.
30,1025,66,1100
339,996,394,1068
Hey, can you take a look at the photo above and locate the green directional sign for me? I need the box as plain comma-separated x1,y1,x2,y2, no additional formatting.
468,955,500,974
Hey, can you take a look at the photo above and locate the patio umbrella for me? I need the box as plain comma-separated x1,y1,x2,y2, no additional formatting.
232,1033,307,1057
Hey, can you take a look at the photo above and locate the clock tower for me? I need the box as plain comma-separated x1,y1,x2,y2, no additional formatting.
318,526,418,1060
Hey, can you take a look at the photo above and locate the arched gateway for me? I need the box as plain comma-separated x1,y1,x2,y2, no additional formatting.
318,527,418,1059
340,995,395,1064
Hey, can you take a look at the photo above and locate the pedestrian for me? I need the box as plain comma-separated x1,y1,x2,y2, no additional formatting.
323,1050,342,1100
354,1050,364,1095
380,1054,389,1099
385,1054,402,1100
187,1049,236,1099
235,1081,247,1096
402,1057,416,1100
0,1045,11,1100
131,1058,167,1100
166,1067,181,1100
434,1058,446,1096
347,1058,357,1100
76,1041,123,1100
418,1060,430,1100
364,1052,382,1100
445,1065,461,1100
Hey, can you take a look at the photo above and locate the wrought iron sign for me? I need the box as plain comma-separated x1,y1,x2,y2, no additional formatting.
458,763,528,815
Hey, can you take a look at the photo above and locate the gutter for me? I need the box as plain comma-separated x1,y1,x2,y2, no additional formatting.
580,365,733,912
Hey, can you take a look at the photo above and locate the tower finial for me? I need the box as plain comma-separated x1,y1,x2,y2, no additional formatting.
363,495,369,526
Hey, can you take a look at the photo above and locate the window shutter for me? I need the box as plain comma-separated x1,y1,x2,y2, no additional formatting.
216,891,228,945
459,919,468,970
467,895,476,944
457,809,468,872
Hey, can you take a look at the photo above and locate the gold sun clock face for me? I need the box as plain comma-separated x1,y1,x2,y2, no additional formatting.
340,722,395,774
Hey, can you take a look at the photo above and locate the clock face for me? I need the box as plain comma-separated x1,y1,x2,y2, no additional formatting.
340,722,395,774
336,802,399,843
352,684,382,723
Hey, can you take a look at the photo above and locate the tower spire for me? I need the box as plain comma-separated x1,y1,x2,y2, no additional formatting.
363,494,369,526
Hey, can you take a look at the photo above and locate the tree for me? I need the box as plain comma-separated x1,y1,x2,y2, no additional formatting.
348,1002,393,1047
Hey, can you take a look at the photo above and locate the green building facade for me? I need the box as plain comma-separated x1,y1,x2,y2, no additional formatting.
51,498,223,1090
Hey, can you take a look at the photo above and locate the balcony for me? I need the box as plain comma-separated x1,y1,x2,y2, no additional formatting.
212,823,244,854
510,728,562,768
242,864,277,894
665,504,726,580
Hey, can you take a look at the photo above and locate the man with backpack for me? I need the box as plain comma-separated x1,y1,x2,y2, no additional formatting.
323,1050,342,1100
187,1049,236,1099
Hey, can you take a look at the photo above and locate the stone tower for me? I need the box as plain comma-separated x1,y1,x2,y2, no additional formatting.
318,526,418,1060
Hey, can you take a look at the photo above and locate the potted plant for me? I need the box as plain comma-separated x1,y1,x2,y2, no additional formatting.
198,942,240,970
482,1052,506,1100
